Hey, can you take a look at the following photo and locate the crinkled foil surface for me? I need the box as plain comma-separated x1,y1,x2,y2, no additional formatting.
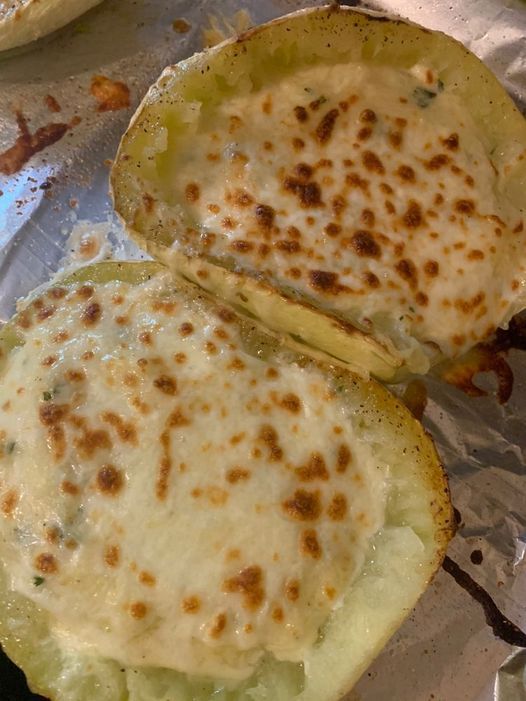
0,1,525,700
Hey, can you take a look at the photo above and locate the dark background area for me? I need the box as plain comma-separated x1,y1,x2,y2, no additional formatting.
0,646,48,701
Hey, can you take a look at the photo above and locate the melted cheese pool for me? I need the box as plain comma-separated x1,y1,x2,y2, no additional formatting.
0,272,386,680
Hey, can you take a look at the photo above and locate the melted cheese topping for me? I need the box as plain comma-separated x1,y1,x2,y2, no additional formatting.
169,62,525,359
0,272,386,680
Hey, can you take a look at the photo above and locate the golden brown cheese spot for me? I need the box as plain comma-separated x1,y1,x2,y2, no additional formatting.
300,529,322,559
361,209,375,228
315,108,339,144
227,356,246,371
157,408,191,501
357,126,372,141
454,292,485,314
308,269,343,294
226,467,251,484
336,443,352,473
74,429,112,459
275,239,301,253
138,331,153,346
324,222,341,238
360,108,377,123
209,613,227,639
425,154,450,170
65,369,85,383
76,285,94,300
278,393,301,414
295,453,329,482
282,489,321,521
153,374,177,396
266,367,279,380
61,480,80,496
293,105,309,123
230,239,254,253
181,595,201,614
257,424,283,462
129,602,148,619
81,302,101,327
36,305,56,322
39,402,69,426
292,137,305,152
35,553,58,574
104,544,120,567
455,199,475,216
285,579,300,602
362,150,385,175
467,249,484,261
363,271,380,288
254,204,276,231
204,341,218,355
1,489,19,517
222,216,237,230
179,322,194,337
259,95,272,115
389,130,403,149
416,291,429,306
346,230,381,259
283,176,323,208
442,133,459,151
327,493,348,521
45,526,61,544
403,200,424,228
231,189,253,208
96,464,124,496
396,165,416,183
272,605,285,623
424,260,440,277
53,330,70,344
395,258,418,289
224,565,265,610
139,571,156,587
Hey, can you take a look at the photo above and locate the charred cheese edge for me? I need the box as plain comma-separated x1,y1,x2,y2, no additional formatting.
0,262,453,701
0,0,103,52
111,5,526,380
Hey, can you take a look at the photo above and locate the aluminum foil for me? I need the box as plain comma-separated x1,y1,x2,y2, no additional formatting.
0,1,525,700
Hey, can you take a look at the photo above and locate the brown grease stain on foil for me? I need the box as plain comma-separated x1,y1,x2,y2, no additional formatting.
90,75,130,112
440,316,526,404
0,112,77,176
443,555,526,647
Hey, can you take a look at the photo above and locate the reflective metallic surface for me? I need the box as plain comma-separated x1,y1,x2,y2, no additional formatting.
0,2,525,700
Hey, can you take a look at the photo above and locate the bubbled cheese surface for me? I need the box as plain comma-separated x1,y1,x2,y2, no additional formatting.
168,62,525,358
0,272,386,680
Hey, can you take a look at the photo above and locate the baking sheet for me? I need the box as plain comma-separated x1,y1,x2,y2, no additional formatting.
0,1,525,700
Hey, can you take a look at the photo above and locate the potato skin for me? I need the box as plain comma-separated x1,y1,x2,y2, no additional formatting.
0,0,103,52
0,261,453,701
111,4,526,380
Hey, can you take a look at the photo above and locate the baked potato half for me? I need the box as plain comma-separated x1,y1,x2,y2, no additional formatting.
0,0,103,52
111,5,526,380
0,262,453,701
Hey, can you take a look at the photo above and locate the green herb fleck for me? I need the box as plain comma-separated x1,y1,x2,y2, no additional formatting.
409,306,416,313
412,86,439,108
43,391,53,401
33,576,45,587
303,87,314,94
6,441,15,455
